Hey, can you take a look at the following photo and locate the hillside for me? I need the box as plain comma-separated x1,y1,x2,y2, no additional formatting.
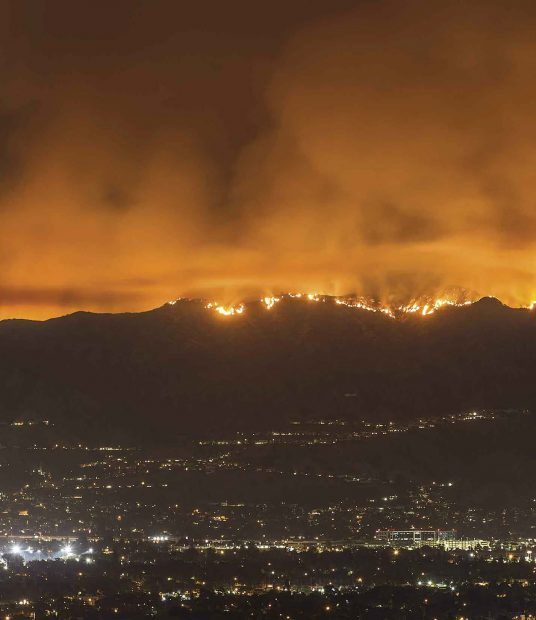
0,296,534,441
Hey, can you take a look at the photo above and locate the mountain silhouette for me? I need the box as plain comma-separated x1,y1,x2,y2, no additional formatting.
0,296,534,441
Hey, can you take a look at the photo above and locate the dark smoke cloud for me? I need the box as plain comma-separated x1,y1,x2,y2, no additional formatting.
0,286,144,308
1,0,536,318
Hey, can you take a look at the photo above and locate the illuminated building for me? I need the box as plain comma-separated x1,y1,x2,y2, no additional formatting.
375,529,456,546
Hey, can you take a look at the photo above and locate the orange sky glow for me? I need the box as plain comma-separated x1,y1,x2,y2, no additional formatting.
2,1,536,319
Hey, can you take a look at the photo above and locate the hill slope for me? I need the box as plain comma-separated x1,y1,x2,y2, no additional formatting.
0,296,534,440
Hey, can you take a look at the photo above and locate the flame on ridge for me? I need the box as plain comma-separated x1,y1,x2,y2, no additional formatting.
166,293,536,319
262,296,280,310
399,298,473,316
334,297,395,317
205,302,245,316
202,294,474,318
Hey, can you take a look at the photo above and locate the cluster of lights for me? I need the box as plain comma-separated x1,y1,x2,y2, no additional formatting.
8,543,94,562
60,544,73,557
9,544,45,556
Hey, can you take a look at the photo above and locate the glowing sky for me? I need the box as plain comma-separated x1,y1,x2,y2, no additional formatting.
2,0,536,319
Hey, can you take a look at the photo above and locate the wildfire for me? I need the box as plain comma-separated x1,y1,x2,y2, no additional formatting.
398,298,473,317
192,292,533,320
262,296,280,310
399,302,421,314
206,302,245,316
203,293,478,319
308,294,475,318
335,297,395,318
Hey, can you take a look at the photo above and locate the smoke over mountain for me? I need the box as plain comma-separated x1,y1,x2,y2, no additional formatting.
2,1,536,318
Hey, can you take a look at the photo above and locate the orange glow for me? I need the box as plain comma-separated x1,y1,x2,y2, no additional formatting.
262,296,280,310
4,3,536,320
206,302,245,317
398,298,474,317
334,297,395,318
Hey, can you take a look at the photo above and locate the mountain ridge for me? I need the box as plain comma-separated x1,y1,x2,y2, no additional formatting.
0,295,534,442
0,293,530,327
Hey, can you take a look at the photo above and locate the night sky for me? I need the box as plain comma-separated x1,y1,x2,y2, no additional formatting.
2,0,536,319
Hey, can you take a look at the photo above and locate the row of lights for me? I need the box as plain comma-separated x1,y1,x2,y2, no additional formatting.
9,543,94,562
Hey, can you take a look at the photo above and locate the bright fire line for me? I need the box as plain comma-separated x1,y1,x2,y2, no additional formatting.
166,294,536,319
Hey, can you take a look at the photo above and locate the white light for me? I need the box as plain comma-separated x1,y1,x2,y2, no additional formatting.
11,545,21,555
61,545,73,556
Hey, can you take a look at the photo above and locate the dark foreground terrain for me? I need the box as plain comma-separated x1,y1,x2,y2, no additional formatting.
1,295,535,439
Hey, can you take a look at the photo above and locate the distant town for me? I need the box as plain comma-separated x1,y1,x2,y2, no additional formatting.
0,409,532,618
